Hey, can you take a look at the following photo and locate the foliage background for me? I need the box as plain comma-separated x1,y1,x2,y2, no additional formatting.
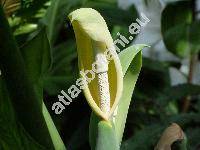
0,0,200,149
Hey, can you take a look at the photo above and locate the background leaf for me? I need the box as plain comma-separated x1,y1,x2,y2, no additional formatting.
161,1,200,58
161,1,192,58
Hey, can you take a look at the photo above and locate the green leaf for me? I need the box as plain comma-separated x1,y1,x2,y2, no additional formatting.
161,1,200,58
0,77,46,150
96,121,119,150
21,29,51,83
84,1,138,27
89,112,101,150
43,0,85,45
0,6,54,148
43,76,74,95
189,21,200,54
90,114,119,150
115,44,146,144
14,23,37,36
43,41,77,95
186,127,200,149
161,1,192,58
0,6,65,149
169,113,200,126
121,124,163,150
21,29,66,150
163,84,200,101
18,0,48,19
42,102,66,150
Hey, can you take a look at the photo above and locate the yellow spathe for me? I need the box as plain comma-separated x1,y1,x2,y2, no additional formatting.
68,8,123,120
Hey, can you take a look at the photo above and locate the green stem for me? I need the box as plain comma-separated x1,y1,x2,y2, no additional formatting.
95,121,119,150
0,5,54,148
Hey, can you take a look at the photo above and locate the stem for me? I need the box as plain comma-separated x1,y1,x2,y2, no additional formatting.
0,5,54,148
96,121,119,150
182,0,198,112
182,54,197,112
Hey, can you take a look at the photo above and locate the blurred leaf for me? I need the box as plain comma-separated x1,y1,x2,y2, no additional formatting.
186,127,200,149
43,41,78,95
85,1,138,27
133,58,171,103
43,76,74,95
159,84,200,104
166,84,200,99
0,5,55,148
169,113,200,126
161,1,200,58
0,77,46,150
161,1,192,58
162,1,200,58
43,0,85,45
50,41,77,75
14,23,37,35
20,29,51,83
21,29,66,149
121,124,163,150
18,0,48,18
162,0,190,4
189,21,200,54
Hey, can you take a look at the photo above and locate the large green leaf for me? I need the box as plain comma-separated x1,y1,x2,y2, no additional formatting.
20,29,66,149
0,6,66,149
115,44,146,144
0,5,54,148
0,78,46,150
